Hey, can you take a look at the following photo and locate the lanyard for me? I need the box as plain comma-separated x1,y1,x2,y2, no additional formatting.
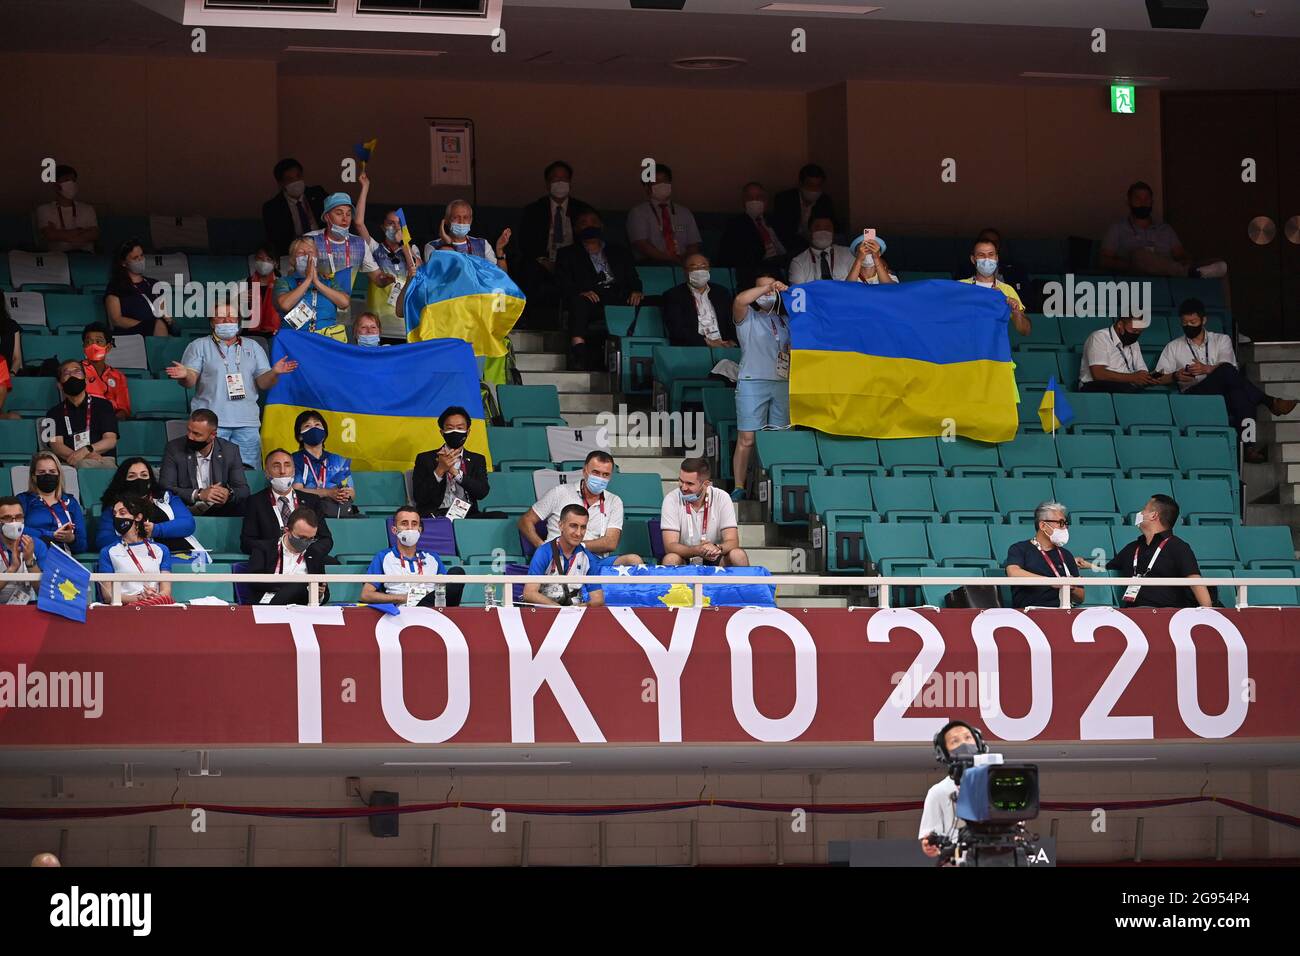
1037,544,1067,578
276,541,306,574
302,455,328,487
686,493,710,536
581,489,606,516
395,548,425,576
1132,538,1171,577
56,203,77,229
215,336,243,372
1111,329,1136,373
1189,338,1208,366
325,235,352,270
62,397,91,437
124,540,157,574
45,499,70,529
551,544,582,576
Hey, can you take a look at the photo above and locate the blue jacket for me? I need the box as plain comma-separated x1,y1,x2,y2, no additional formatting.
17,491,87,555
292,449,353,490
96,491,196,551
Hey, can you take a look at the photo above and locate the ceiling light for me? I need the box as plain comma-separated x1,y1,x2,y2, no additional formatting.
284,45,447,56
672,56,747,71
760,3,883,12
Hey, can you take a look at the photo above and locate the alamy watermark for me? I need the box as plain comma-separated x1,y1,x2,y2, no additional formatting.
1042,274,1151,327
595,405,705,457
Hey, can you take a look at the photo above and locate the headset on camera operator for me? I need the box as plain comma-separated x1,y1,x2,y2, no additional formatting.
918,720,987,859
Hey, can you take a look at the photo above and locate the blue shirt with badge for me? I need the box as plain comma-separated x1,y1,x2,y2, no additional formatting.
527,540,602,603
181,334,272,429
736,303,790,381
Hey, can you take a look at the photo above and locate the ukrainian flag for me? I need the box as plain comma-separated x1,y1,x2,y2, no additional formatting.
789,279,1018,443
1037,375,1076,433
403,251,524,358
261,328,490,473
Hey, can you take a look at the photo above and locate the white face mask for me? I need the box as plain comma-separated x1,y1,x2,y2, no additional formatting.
800,188,821,204
810,231,833,250
1,521,22,541
650,183,672,202
755,293,777,310
549,181,570,200
59,181,78,200
687,269,710,289
270,475,294,495
744,200,765,218
396,529,421,548
863,254,875,268
284,180,307,200
254,259,275,276
1134,510,1146,527
1049,527,1069,547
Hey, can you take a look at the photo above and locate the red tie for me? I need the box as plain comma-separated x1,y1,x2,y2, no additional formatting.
753,216,772,249
659,204,678,257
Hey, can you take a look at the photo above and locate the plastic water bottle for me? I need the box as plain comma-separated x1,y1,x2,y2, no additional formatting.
484,583,498,607
192,549,211,573
434,583,447,608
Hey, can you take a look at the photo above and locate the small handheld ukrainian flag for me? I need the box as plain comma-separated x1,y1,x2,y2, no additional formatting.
37,547,91,623
1037,375,1075,434
394,207,412,245
353,137,378,169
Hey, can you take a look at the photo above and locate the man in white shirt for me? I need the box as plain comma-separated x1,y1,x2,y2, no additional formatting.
788,217,851,284
919,721,982,859
627,163,701,265
518,451,642,566
1157,298,1295,463
1078,317,1172,393
36,164,99,253
660,458,748,567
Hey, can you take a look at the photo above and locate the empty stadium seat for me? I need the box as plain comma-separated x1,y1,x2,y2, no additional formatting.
1115,434,1180,480
1015,313,1061,349
879,437,943,477
864,524,930,586
756,430,824,525
988,523,1029,566
19,334,83,367
998,434,1061,478
1012,351,1060,386
479,472,540,517
116,419,167,461
1056,434,1121,479
76,468,115,514
1064,391,1120,436
42,293,100,333
1111,477,1172,520
1231,525,1298,572
0,420,39,466
2,377,58,416
1051,477,1120,525
651,345,717,410
1170,478,1237,525
126,379,190,421
926,523,995,569
453,517,525,565
937,437,1002,477
702,387,738,481
1168,393,1236,446
191,516,244,562
808,475,877,573
1228,568,1298,607
169,562,235,604
1069,524,1118,565
1172,436,1237,487
323,564,368,604
1113,393,1177,438
869,476,938,523
931,476,1000,523
497,384,567,427
603,305,638,337
327,518,391,562
1177,525,1238,565
815,433,884,478
991,476,1054,523
352,471,408,516
609,471,665,519
487,425,555,472
636,266,679,296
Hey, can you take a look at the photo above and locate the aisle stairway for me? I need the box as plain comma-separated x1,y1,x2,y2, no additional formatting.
1242,342,1300,552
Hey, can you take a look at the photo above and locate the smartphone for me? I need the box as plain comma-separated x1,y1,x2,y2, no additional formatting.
864,228,877,244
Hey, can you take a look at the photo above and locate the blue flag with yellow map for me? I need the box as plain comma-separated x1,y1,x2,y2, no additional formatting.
599,565,776,607
37,547,91,623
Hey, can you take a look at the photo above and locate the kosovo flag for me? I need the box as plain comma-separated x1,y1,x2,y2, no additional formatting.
599,565,776,608
1037,375,1076,433
37,547,91,623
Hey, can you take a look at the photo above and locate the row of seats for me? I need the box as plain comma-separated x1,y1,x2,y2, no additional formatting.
1014,391,1236,441
1013,311,1228,350
1027,273,1226,311
10,333,201,378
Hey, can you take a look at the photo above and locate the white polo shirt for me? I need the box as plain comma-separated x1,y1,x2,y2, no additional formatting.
100,540,172,597
367,547,447,597
660,485,737,550
1155,331,1237,392
627,201,702,256
533,483,624,542
1079,326,1147,385
917,776,961,842
36,201,98,253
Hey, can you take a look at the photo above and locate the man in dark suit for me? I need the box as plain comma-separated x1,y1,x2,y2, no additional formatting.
511,160,595,308
413,406,492,518
771,163,837,257
159,409,250,518
662,253,736,347
715,181,789,291
261,158,327,257
244,507,336,605
241,447,334,556
555,212,643,370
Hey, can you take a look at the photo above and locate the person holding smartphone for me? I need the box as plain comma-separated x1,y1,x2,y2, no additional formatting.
17,451,87,555
846,228,897,285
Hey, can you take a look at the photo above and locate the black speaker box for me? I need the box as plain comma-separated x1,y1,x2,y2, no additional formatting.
369,791,399,838
1145,0,1208,30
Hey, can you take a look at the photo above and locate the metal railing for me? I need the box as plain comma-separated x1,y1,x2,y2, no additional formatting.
2,572,1296,609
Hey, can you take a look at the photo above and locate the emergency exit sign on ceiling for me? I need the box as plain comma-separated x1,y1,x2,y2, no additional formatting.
1111,84,1136,113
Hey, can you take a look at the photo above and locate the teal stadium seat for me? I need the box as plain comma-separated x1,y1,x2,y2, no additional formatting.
170,562,235,604
755,429,824,525
938,437,1002,477
1113,393,1177,438
497,384,567,428
129,380,190,421
999,434,1062,478
116,419,167,461
808,475,877,573
324,564,368,605
1065,392,1121,436
1231,525,1298,573
1111,477,1172,520
609,471,666,520
0,420,39,466
68,255,112,291
931,476,1001,524
1169,393,1236,447
702,387,738,481
815,433,884,478
327,517,391,562
879,437,943,478
478,472,540,518
1115,434,1180,481
991,476,1054,524
487,425,555,472
652,345,716,410
191,516,244,561
453,517,525,565
3,377,59,416
352,471,408,516
636,266,679,296
1056,434,1121,479
1171,478,1237,525
42,293,100,333
869,476,938,523
1051,477,1120,525
926,523,996,569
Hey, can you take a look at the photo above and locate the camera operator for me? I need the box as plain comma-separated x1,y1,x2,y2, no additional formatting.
918,720,984,859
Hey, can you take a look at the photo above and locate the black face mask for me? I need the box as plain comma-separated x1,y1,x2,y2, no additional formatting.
62,377,86,397
1130,205,1153,220
124,477,152,497
1183,323,1203,339
35,474,59,494
113,516,137,536
442,430,468,450
1117,330,1141,347
186,437,210,453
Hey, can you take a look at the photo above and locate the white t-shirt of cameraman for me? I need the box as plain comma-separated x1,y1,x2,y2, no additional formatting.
918,776,962,842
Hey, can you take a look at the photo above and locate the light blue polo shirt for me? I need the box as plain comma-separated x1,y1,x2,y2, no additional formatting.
181,334,272,428
736,304,790,381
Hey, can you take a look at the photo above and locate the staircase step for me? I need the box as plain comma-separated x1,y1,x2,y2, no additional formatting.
1281,443,1300,463
520,371,611,393
1267,383,1300,403
777,596,849,609
737,523,771,548
563,412,603,428
745,548,792,571
736,500,764,522
514,352,566,372
560,393,615,413
1256,362,1300,383
1286,464,1300,484
1275,422,1300,443
1247,344,1300,363
509,330,569,353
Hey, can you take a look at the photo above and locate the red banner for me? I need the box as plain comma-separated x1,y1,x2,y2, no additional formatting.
0,606,1295,746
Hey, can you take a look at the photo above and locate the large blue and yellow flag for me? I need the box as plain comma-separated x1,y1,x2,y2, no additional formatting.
788,279,1018,443
403,251,524,358
262,328,491,473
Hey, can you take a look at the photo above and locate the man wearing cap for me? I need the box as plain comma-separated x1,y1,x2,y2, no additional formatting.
304,192,381,312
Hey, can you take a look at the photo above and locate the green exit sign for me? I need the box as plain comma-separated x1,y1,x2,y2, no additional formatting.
1111,84,1136,114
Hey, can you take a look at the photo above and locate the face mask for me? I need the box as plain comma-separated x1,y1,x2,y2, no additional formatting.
328,222,349,239
578,227,603,242
380,225,399,242
863,254,875,268
294,255,310,275
442,429,468,450
800,188,821,204
299,426,326,447
214,323,239,341
62,377,86,397
124,478,152,497
549,181,571,200
396,529,421,548
186,437,210,453
687,269,710,289
755,293,777,310
948,742,979,760
743,200,764,219
1,521,23,541
975,258,998,277
650,183,672,202
1131,205,1153,220
254,259,275,276
1183,323,1203,339
113,516,137,536
127,259,147,276
287,534,314,553
810,231,833,250
449,222,472,238
59,181,79,200
358,334,381,347
1049,527,1070,547
681,490,700,503
585,475,609,495
270,475,294,495
35,474,60,494
284,180,307,200
1117,330,1140,347
84,344,108,362
1134,511,1146,527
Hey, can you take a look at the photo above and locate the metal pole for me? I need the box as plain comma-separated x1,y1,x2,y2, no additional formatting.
58,828,69,863
693,581,704,608
309,581,321,607
1236,585,1247,609
1059,584,1070,609
878,583,890,608
1133,817,1145,863
428,823,440,867
245,825,256,867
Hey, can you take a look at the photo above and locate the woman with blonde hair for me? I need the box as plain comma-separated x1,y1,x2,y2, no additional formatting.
16,451,86,554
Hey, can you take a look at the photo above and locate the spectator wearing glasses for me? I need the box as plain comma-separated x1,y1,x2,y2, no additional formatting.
36,164,99,253
1003,501,1089,608
0,495,47,606
626,163,701,265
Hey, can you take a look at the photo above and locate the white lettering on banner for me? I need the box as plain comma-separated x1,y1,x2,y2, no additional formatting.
726,607,818,742
1167,608,1249,738
374,608,471,742
498,607,606,743
252,605,346,744
867,608,949,741
610,606,699,742
971,609,1053,740
1071,607,1153,740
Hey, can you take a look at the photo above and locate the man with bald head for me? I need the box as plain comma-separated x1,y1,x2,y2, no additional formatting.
31,852,61,867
